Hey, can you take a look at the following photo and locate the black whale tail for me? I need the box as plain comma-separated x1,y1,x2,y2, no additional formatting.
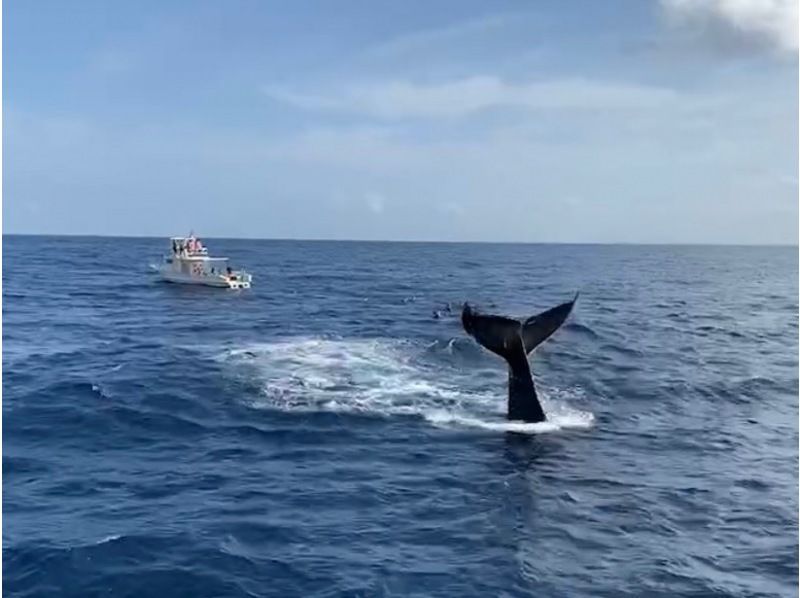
461,294,578,423
521,293,579,354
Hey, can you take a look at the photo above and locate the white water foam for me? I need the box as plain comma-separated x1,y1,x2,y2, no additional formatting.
94,534,122,545
424,409,595,434
218,338,594,435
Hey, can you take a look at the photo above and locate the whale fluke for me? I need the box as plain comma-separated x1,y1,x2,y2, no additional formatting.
461,295,578,423
522,292,579,354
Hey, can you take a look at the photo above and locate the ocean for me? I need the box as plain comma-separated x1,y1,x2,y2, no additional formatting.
3,235,798,597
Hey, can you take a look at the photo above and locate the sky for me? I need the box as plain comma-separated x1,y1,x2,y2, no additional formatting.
4,0,798,243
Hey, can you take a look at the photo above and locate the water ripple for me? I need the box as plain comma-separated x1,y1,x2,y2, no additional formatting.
3,236,797,598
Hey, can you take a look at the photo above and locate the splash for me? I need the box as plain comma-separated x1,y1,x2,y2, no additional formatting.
218,337,594,435
424,409,594,434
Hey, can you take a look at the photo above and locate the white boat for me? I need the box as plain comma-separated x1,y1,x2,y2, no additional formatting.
152,235,252,289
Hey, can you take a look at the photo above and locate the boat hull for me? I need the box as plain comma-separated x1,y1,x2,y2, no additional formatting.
157,270,251,289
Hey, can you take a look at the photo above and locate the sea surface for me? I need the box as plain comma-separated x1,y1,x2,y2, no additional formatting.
3,235,798,598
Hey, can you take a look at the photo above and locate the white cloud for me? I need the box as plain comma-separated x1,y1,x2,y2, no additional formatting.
88,49,138,74
364,13,514,60
438,202,464,217
263,76,679,119
364,192,387,214
6,73,796,244
661,0,798,53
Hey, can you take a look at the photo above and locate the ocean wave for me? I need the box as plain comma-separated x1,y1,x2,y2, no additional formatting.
4,237,797,598
564,322,600,339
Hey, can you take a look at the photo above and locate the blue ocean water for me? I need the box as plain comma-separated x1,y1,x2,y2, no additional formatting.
3,235,798,598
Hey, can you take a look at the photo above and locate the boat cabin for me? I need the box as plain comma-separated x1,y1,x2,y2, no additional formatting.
170,236,208,258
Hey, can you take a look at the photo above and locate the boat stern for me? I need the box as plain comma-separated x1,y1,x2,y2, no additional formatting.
225,270,252,289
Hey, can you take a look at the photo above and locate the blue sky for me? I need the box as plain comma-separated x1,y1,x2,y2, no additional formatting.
4,0,798,243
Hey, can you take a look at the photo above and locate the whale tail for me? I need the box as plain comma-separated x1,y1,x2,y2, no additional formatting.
521,293,579,354
461,294,578,423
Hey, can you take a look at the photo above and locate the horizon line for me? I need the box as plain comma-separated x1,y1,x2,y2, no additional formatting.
3,231,797,249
